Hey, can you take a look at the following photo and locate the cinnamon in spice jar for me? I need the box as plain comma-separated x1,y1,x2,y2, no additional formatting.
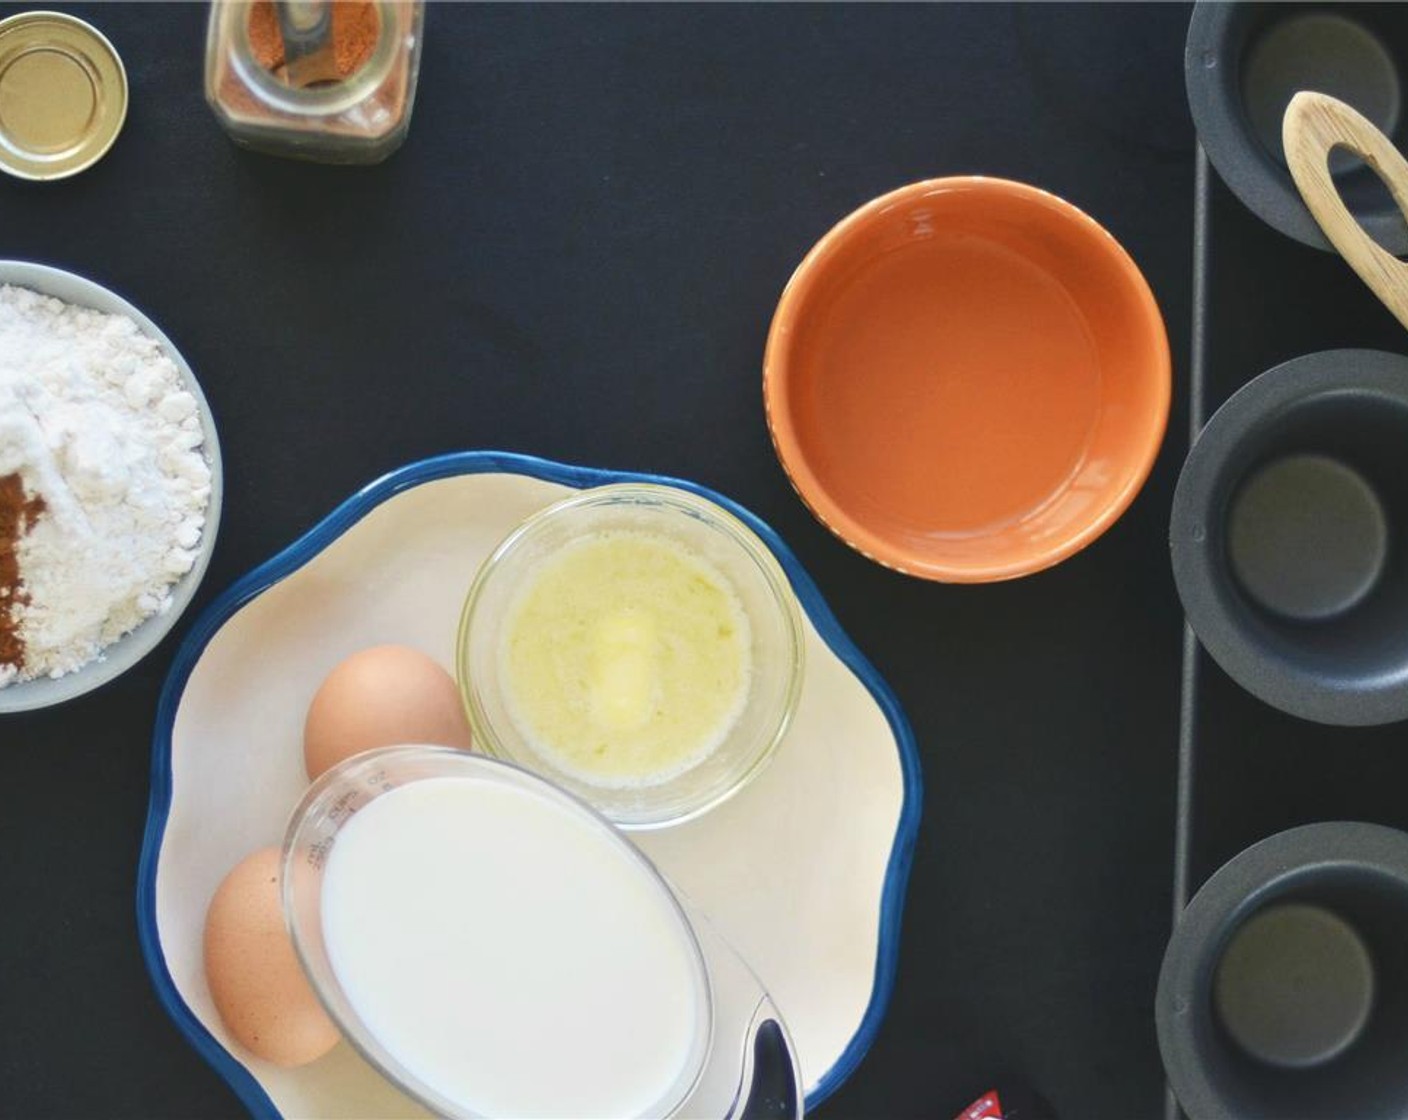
204,0,425,165
0,473,46,677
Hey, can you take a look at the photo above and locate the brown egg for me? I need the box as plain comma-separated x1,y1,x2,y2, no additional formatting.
203,848,339,1067
303,644,473,780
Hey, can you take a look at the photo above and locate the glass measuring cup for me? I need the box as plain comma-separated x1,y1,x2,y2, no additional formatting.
282,745,802,1119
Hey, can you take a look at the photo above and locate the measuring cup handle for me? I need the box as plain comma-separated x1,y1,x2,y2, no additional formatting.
1283,90,1408,332
738,1019,802,1120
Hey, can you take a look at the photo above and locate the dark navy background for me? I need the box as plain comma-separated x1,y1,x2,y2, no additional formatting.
0,5,1195,1117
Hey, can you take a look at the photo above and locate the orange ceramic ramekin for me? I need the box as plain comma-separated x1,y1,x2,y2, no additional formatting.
764,177,1170,582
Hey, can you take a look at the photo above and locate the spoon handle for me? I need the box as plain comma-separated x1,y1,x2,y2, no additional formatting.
1283,90,1408,332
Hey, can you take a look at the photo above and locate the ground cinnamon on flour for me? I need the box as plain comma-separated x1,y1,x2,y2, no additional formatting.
0,473,45,674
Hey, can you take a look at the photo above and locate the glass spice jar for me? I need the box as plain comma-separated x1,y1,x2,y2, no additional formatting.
205,0,424,164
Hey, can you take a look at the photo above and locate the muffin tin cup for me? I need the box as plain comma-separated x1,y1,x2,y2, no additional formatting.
1186,0,1408,253
1171,348,1408,727
1158,822,1408,1120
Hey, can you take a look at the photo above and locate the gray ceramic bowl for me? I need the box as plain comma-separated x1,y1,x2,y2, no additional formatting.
1186,2,1408,253
1158,822,1408,1120
0,261,223,713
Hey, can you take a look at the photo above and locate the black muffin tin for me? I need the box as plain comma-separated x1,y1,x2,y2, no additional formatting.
1164,148,1408,1120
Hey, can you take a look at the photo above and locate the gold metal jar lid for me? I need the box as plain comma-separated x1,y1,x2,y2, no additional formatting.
0,11,127,180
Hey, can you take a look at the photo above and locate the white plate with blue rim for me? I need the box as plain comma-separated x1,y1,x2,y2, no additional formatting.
137,451,920,1118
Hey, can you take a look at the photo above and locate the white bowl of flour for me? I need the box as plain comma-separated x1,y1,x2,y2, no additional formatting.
0,261,222,713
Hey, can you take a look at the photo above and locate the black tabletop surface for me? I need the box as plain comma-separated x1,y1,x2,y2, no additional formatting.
0,4,1196,1118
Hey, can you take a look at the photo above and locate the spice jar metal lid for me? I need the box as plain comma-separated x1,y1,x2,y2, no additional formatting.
0,11,128,181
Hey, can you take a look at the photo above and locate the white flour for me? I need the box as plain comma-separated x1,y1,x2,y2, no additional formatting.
0,284,211,684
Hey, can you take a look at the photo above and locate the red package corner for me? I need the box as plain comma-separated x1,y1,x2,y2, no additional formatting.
956,1090,1004,1119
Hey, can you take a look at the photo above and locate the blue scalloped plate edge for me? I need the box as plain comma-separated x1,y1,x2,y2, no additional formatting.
136,450,923,1117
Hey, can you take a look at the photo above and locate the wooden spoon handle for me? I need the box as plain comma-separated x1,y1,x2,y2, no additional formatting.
1283,90,1408,332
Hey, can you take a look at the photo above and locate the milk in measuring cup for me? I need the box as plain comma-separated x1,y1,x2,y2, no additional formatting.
320,776,709,1119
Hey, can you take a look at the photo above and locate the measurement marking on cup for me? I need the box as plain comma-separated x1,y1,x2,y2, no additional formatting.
327,789,359,824
308,837,333,870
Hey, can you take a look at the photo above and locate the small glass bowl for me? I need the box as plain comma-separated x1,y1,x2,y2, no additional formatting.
457,483,805,829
